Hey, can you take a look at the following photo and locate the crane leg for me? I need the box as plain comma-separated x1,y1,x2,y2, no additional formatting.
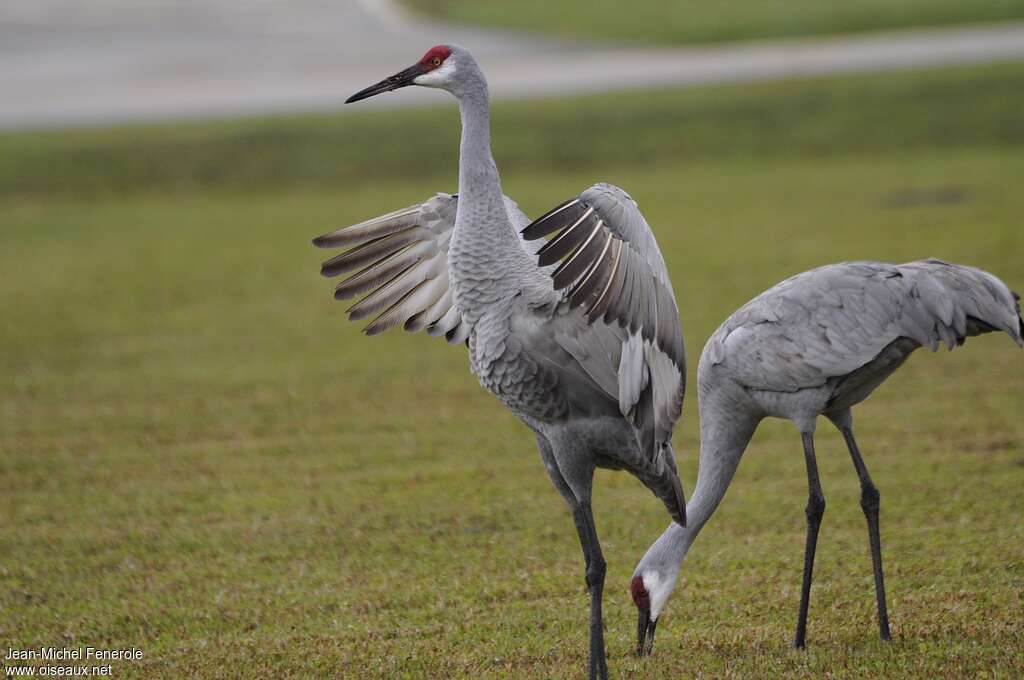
534,434,607,680
840,426,892,641
794,432,825,649
571,502,608,680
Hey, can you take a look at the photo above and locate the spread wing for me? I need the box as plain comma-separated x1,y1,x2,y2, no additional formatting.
522,183,686,471
313,192,541,344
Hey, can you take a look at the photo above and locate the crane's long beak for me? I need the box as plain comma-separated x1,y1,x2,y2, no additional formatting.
636,608,657,656
346,63,425,103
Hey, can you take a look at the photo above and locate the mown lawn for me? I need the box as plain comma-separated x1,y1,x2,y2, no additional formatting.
2,63,1023,678
403,0,1024,45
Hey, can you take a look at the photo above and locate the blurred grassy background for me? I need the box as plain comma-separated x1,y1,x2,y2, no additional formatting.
2,62,1023,677
403,0,1024,45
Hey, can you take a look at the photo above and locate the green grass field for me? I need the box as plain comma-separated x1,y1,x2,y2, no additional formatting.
2,63,1023,678
403,0,1024,45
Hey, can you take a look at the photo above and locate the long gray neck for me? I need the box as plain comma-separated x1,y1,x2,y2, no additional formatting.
639,388,760,574
448,77,538,322
456,89,503,213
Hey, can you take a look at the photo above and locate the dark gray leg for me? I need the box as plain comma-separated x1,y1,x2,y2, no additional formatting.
571,503,608,680
840,426,892,641
535,435,607,680
794,432,825,649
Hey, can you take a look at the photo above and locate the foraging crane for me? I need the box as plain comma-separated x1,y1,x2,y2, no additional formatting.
315,45,686,680
631,259,1023,655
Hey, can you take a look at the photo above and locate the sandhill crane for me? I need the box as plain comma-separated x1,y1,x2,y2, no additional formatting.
315,45,686,680
630,259,1023,655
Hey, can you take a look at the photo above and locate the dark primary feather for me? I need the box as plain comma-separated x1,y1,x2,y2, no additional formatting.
521,198,581,241
569,235,619,311
522,183,684,367
552,222,609,289
536,205,593,267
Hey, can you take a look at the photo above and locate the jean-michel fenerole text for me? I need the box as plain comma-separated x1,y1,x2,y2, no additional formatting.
5,647,143,662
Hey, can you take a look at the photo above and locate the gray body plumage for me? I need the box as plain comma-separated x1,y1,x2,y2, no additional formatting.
633,258,1023,650
701,259,1023,429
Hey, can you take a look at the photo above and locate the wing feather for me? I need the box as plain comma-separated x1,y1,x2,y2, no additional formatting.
320,228,428,277
315,193,459,337
315,192,541,343
569,232,615,311
583,237,624,320
313,204,421,248
346,254,445,321
334,252,416,301
536,206,594,267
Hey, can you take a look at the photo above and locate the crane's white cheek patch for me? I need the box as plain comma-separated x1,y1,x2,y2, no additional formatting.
414,60,456,88
643,570,678,621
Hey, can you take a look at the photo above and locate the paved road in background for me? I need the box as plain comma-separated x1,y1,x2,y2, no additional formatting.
3,0,1024,129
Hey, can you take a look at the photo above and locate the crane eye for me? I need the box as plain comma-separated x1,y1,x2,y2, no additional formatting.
431,57,441,66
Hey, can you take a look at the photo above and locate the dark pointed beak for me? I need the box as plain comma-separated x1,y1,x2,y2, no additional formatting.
345,63,425,104
636,608,658,656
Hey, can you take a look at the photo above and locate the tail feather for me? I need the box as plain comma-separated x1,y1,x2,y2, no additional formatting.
668,460,687,527
903,259,1024,349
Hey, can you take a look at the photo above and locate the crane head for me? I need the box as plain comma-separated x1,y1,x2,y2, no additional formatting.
630,570,677,656
345,45,456,103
